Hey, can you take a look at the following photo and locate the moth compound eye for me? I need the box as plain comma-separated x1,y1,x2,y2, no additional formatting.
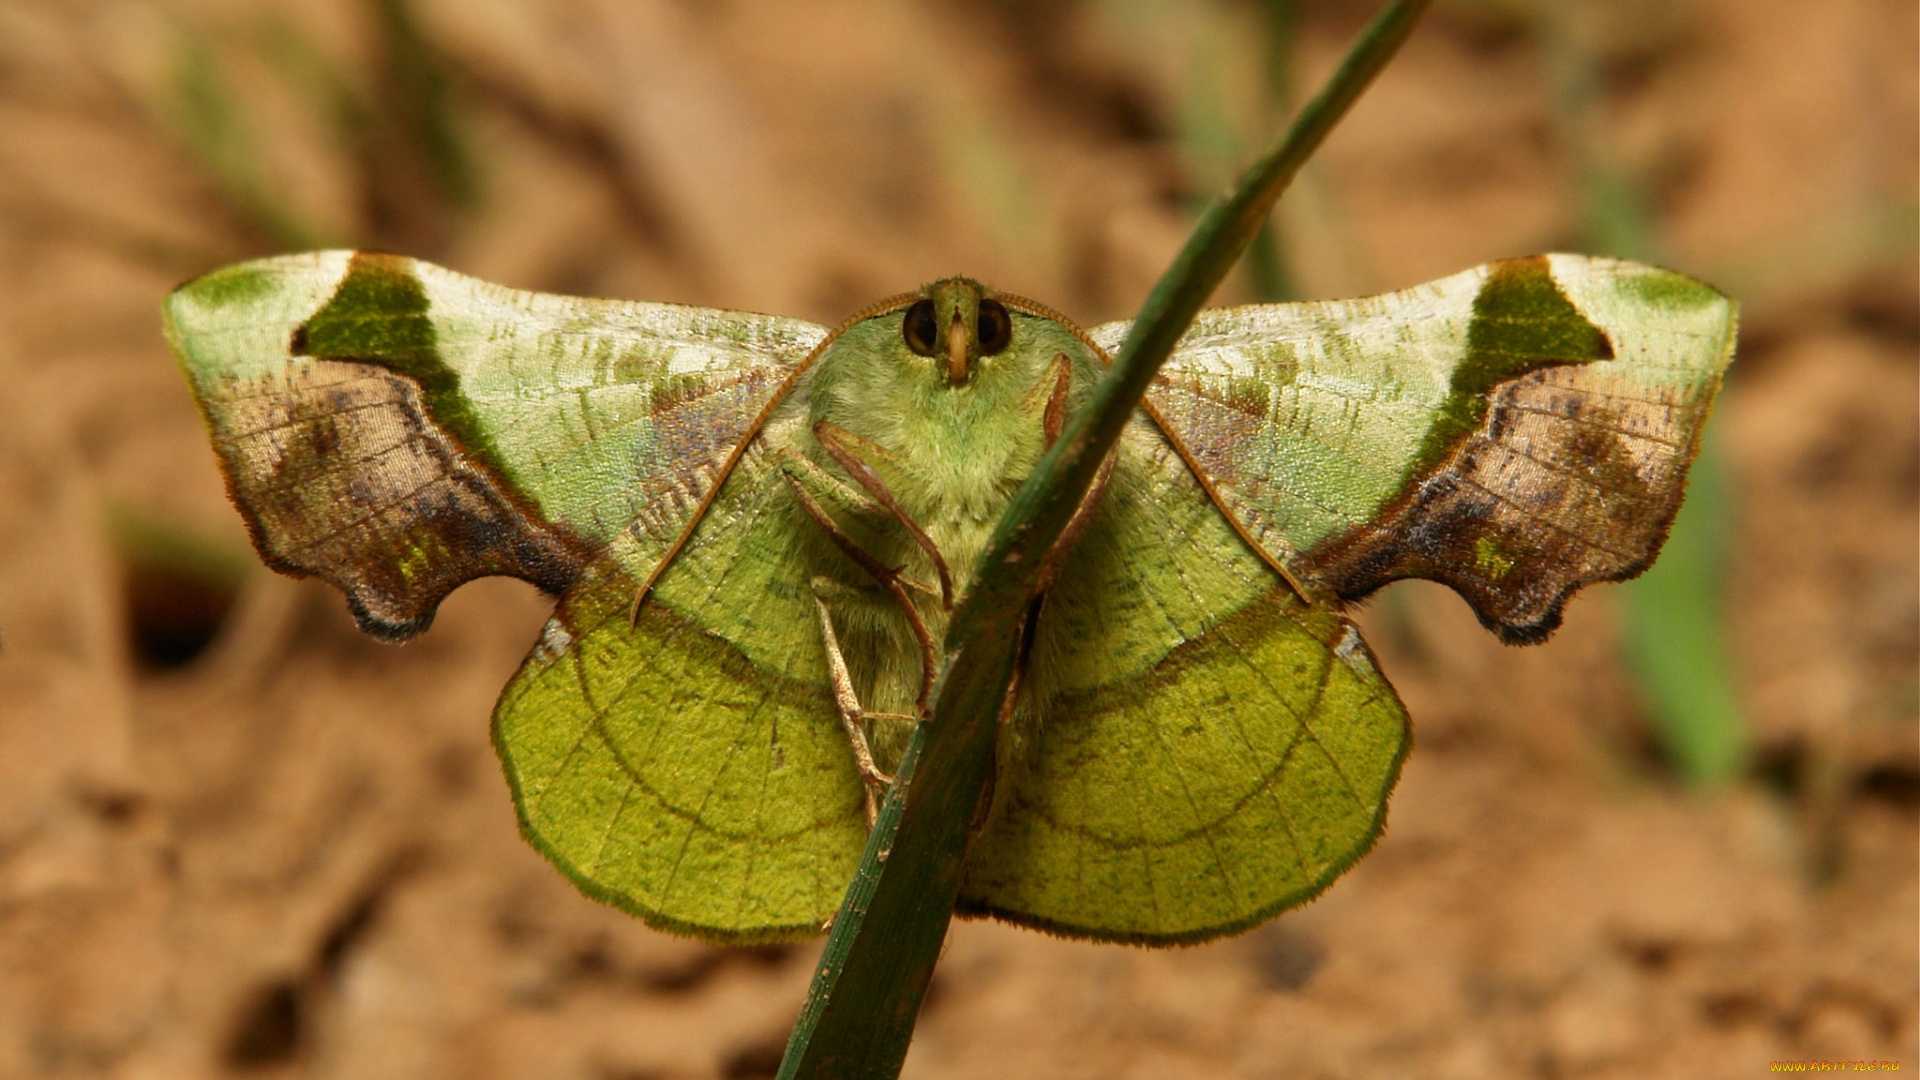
977,300,1012,355
902,300,939,357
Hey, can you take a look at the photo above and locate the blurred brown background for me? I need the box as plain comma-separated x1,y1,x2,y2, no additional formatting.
0,0,1913,1077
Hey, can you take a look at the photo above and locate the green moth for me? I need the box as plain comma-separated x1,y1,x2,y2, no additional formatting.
164,251,1734,944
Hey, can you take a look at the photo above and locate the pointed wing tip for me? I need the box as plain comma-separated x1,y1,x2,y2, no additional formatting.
1294,255,1731,643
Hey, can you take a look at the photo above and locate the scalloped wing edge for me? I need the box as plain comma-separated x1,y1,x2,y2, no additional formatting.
1095,254,1737,644
165,252,594,639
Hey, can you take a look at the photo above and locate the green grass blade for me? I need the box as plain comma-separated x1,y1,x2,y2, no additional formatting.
776,5,1433,1077
1247,0,1302,301
1174,0,1302,302
369,0,476,210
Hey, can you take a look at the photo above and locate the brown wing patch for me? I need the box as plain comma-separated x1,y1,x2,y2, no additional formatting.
202,358,587,639
1303,363,1717,643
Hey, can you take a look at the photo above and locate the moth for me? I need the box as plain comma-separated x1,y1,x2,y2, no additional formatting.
165,251,1734,944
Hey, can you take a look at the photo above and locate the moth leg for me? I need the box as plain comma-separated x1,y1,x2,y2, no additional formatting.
813,420,954,611
810,583,913,828
777,446,883,518
779,449,941,601
782,471,940,714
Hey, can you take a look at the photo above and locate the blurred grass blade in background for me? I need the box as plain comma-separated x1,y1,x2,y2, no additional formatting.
1246,0,1300,301
358,0,477,251
1540,0,1747,787
166,29,324,249
1621,432,1746,784
159,0,477,255
369,0,475,211
1167,0,1302,302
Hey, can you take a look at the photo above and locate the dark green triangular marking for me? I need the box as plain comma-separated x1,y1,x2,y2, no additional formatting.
294,252,509,480
1409,256,1613,479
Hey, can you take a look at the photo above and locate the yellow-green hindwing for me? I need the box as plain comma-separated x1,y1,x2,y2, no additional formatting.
496,420,869,941
960,421,1408,942
166,252,1732,945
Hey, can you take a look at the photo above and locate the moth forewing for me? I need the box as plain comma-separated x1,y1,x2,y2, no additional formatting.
1104,254,1736,643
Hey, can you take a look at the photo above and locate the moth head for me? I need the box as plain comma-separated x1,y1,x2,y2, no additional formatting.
900,278,1011,386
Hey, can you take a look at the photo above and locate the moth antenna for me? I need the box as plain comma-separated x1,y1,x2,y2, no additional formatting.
814,421,954,611
1137,397,1319,603
783,471,939,712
